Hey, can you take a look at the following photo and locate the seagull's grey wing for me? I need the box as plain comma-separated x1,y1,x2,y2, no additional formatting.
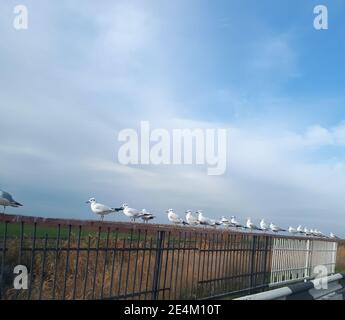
95,203,112,212
0,191,14,202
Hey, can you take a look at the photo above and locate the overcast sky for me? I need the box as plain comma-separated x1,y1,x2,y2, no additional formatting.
1,0,345,236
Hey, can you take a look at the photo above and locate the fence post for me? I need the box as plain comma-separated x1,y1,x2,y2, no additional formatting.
152,230,165,300
304,239,311,279
249,235,257,293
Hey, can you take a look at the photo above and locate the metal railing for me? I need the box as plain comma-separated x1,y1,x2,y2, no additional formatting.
0,213,339,300
270,238,337,287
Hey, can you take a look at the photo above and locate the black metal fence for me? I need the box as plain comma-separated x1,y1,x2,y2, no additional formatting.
0,213,285,300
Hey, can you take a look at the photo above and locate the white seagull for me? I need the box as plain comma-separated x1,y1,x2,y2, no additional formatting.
304,227,311,236
122,203,145,222
288,226,298,234
0,190,23,213
185,210,199,226
220,216,231,227
166,209,187,225
197,210,212,226
260,219,269,231
330,232,340,239
270,222,286,233
140,209,155,223
86,198,122,221
296,225,304,234
230,216,245,228
246,218,260,231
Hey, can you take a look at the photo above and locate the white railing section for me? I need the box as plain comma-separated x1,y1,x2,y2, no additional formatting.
270,238,337,286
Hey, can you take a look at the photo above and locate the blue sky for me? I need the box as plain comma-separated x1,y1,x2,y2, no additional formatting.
1,0,345,236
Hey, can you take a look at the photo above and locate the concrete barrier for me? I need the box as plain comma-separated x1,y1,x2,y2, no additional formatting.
236,273,345,300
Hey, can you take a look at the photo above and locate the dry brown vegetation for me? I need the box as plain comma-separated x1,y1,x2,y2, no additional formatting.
1,231,270,300
336,240,345,273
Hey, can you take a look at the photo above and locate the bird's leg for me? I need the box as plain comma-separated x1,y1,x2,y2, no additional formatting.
3,206,5,214
101,215,104,221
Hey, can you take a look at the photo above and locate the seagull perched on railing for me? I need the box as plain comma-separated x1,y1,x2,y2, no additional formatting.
220,216,231,227
209,219,222,228
296,225,304,234
140,209,155,223
260,219,269,232
246,218,260,231
304,227,311,236
86,198,122,221
0,190,23,213
288,226,298,234
270,222,286,233
197,210,213,227
185,210,199,226
330,232,340,239
166,209,187,225
122,203,145,222
230,216,245,228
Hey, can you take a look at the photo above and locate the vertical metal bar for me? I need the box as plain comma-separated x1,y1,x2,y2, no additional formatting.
162,231,171,300
100,227,110,299
173,232,182,299
184,232,192,299
216,233,222,294
219,233,228,292
62,224,72,299
238,234,244,291
206,232,215,295
109,230,119,297
0,221,8,300
92,227,101,299
152,230,165,300
82,236,91,299
52,224,61,300
27,223,37,300
131,230,141,299
199,232,208,298
190,232,198,299
178,232,187,299
38,234,48,300
124,229,134,299
138,230,148,300
72,225,82,300
196,232,204,299
117,237,126,298
144,237,154,300
262,236,269,286
15,221,24,300
168,234,175,300
249,235,257,293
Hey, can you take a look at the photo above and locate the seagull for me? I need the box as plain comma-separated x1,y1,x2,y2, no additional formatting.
315,229,326,238
140,209,155,223
220,216,231,227
230,216,245,228
260,219,269,231
185,210,199,226
270,222,286,233
197,210,212,227
209,219,222,228
304,227,311,236
330,232,340,239
122,203,145,222
246,218,260,231
288,226,298,234
296,225,304,234
86,198,122,221
0,190,23,213
166,209,187,225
